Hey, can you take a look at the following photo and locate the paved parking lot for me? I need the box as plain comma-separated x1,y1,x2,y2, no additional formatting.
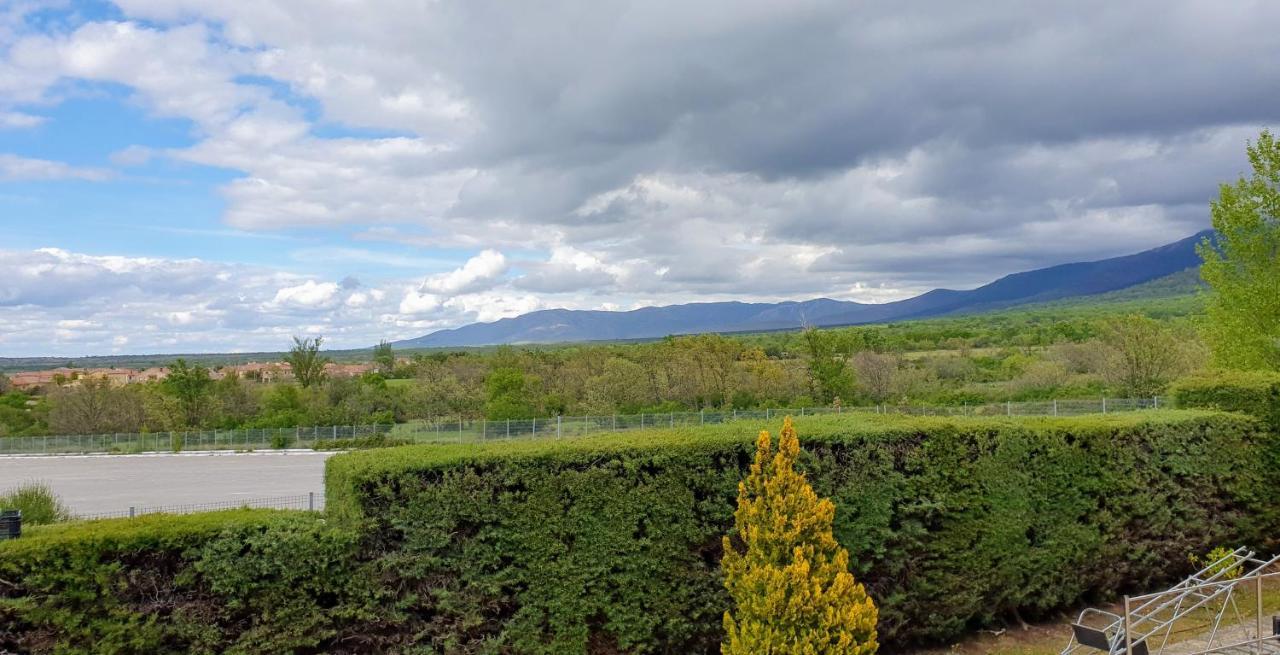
0,451,335,515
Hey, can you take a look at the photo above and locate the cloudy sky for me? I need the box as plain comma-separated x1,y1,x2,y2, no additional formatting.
0,1,1276,356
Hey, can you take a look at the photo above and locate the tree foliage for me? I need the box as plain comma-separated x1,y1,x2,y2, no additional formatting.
721,417,878,655
1199,129,1280,370
286,336,331,388
163,359,213,427
47,378,144,435
801,328,854,403
1098,315,1189,397
373,340,395,376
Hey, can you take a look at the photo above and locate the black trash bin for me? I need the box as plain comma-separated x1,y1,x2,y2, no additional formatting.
0,509,20,540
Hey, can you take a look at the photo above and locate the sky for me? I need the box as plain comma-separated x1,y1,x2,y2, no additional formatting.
0,0,1277,357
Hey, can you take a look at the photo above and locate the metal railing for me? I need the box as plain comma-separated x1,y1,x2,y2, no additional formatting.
74,492,324,521
0,396,1166,455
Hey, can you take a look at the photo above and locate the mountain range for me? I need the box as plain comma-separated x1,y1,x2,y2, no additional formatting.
395,230,1212,348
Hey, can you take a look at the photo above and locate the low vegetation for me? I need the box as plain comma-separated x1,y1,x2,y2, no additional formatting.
0,306,1209,440
0,482,71,526
2,407,1276,653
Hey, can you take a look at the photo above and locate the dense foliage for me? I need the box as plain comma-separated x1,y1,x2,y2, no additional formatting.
0,303,1206,439
721,418,877,654
1199,129,1280,370
1171,370,1280,432
4,411,1275,653
327,411,1275,650
0,511,367,655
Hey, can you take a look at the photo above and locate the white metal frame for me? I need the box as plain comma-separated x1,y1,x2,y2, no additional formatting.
1062,548,1280,655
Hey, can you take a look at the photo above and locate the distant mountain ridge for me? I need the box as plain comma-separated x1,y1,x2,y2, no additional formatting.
395,230,1213,348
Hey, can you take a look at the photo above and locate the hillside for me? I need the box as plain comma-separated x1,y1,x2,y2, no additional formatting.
397,230,1212,347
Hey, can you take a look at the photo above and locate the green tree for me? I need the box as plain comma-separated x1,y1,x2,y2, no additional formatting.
374,340,396,376
1099,315,1187,397
286,336,331,388
801,328,854,404
722,417,878,654
484,367,536,420
164,359,214,427
1199,129,1280,370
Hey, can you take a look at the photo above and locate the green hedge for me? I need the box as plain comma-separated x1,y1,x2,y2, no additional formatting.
0,510,367,655
327,411,1280,652
5,412,1276,653
1171,370,1280,432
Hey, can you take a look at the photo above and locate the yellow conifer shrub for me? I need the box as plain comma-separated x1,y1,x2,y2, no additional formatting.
721,416,878,655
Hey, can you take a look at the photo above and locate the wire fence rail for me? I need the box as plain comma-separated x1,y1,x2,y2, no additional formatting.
0,424,394,456
392,396,1166,443
75,492,325,521
0,396,1167,456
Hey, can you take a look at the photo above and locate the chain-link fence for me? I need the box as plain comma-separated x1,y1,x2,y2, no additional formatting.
74,492,324,520
1,396,1166,455
0,424,393,456
388,396,1167,443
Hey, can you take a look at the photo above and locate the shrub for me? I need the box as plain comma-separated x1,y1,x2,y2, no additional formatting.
722,418,877,654
0,510,370,655
269,432,293,449
327,410,1279,650
3,412,1275,654
0,481,71,525
1170,370,1280,432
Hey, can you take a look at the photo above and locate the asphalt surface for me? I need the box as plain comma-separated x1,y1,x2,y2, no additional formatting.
0,451,335,515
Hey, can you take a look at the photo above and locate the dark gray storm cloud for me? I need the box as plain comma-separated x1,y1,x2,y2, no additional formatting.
18,0,1280,312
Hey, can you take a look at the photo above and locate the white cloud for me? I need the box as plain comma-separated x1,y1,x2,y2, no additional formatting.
419,249,508,295
0,1,1276,355
0,111,44,128
0,154,111,181
271,280,341,309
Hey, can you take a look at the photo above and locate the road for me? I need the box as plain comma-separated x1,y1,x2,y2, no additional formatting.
0,451,335,516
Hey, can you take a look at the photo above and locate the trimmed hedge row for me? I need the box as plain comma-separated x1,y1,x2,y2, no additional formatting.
1171,370,1280,432
328,411,1280,652
0,510,367,655
4,412,1277,654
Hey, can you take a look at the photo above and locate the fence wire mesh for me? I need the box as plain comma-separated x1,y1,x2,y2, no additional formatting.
75,492,324,520
1,396,1166,455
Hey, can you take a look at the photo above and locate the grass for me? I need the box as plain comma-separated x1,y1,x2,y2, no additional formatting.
0,481,72,525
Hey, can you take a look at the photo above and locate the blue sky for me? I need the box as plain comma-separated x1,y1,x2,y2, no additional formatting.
1,1,1277,356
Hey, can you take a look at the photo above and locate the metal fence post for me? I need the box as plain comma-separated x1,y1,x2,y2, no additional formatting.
1123,595,1132,655
308,492,315,511
1006,401,1011,416
557,415,562,438
1053,400,1058,416
1257,573,1264,653
1102,396,1107,414
129,506,136,518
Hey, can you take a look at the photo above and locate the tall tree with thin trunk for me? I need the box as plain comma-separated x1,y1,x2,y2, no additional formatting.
1199,129,1280,371
286,336,331,388
374,340,395,376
